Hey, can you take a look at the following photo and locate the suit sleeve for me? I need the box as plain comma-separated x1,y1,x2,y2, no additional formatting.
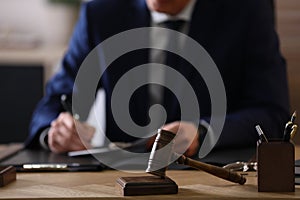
212,0,290,149
26,3,92,148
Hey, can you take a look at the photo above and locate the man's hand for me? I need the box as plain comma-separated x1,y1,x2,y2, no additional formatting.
163,121,200,157
146,121,200,157
48,112,95,153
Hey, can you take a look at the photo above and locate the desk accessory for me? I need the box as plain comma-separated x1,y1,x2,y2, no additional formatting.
0,166,16,187
283,111,297,141
116,176,178,196
255,125,269,143
257,140,295,192
115,130,179,196
146,129,246,184
256,113,297,192
116,129,246,196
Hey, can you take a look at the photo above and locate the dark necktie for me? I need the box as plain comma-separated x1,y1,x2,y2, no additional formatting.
163,19,186,32
147,20,186,132
162,20,186,118
163,20,185,54
149,20,185,104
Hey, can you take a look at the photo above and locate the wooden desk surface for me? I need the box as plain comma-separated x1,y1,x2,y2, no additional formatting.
0,146,299,200
0,170,299,200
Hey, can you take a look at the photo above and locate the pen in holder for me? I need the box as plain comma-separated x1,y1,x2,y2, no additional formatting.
257,140,295,192
256,113,297,192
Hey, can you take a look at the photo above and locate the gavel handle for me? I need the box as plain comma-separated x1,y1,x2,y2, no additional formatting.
177,155,246,185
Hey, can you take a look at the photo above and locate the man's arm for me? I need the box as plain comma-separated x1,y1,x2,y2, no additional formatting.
26,3,92,148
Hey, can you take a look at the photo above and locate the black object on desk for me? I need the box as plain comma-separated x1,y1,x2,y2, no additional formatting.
257,140,295,192
0,149,105,172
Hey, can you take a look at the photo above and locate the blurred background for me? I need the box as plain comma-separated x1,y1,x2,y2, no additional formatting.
276,0,300,143
0,0,299,144
0,0,81,143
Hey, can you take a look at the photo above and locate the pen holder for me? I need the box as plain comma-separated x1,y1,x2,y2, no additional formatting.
257,140,295,192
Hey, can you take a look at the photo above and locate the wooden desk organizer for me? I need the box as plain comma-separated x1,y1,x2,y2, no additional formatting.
257,140,295,192
0,166,16,187
116,176,178,196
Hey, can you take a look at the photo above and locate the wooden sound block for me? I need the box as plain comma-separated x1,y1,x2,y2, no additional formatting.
116,176,178,196
0,166,16,187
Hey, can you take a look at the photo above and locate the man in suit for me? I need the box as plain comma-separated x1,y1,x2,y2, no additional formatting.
27,0,289,158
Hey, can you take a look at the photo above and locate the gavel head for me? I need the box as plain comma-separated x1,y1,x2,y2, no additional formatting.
146,129,176,178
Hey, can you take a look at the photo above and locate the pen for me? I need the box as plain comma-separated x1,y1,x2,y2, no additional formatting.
290,124,298,140
291,111,297,123
23,163,72,170
283,121,293,141
290,111,298,140
61,94,80,120
61,94,72,114
283,111,297,142
21,163,103,172
255,125,269,143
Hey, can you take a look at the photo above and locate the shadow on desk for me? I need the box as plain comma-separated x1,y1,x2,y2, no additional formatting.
199,147,256,166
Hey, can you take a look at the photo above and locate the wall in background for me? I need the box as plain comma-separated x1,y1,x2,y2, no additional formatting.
0,0,80,83
0,0,78,47
276,0,300,144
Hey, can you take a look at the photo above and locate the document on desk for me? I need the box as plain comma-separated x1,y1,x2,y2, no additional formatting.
67,141,150,170
68,146,119,157
69,139,149,157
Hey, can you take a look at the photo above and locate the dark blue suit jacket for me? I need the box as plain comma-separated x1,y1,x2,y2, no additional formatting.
27,0,289,149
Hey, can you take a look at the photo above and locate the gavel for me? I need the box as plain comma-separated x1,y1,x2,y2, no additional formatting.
146,129,246,185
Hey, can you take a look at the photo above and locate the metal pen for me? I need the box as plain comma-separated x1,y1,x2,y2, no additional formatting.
291,111,297,123
283,111,297,141
21,163,102,172
283,121,293,141
61,94,80,120
290,124,298,140
23,163,79,171
255,125,269,143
